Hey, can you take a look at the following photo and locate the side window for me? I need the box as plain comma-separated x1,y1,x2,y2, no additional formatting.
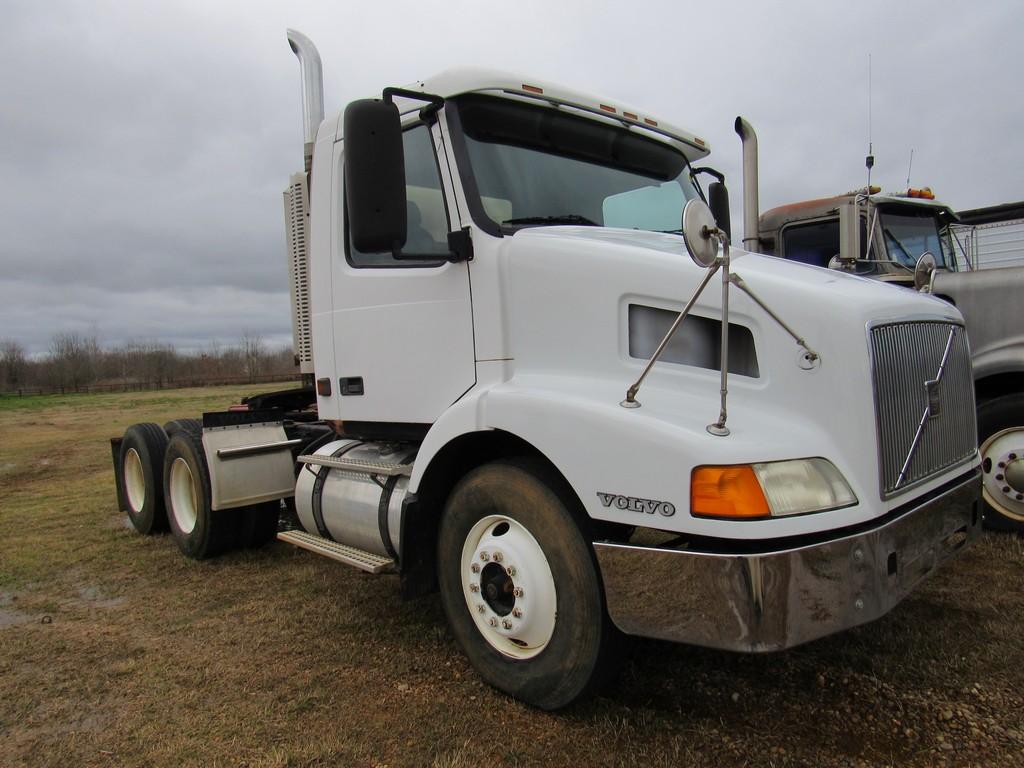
781,218,872,272
347,124,450,267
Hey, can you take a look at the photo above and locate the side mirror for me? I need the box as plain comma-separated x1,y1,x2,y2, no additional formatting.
343,99,406,253
914,251,937,292
708,181,731,242
828,255,853,272
681,199,721,267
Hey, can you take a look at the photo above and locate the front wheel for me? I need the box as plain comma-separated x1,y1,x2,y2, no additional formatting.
437,459,623,710
978,393,1024,533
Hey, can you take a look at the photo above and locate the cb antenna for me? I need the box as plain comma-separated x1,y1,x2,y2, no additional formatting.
905,148,914,189
865,53,874,189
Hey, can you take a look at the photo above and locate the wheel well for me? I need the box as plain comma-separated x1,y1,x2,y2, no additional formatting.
976,371,1024,405
400,429,618,600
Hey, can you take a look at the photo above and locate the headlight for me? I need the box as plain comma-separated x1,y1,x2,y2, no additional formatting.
691,458,857,520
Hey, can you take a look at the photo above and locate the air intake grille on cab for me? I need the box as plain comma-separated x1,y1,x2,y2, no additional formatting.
870,321,976,497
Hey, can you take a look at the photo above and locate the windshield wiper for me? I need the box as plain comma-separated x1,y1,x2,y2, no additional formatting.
503,214,599,227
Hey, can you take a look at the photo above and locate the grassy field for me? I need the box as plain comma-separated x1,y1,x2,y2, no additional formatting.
1,386,1023,767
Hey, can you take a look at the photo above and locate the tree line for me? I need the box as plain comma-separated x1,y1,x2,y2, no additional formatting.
0,332,297,393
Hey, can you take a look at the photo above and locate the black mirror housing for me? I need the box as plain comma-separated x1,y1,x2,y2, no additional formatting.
344,99,407,253
708,181,731,242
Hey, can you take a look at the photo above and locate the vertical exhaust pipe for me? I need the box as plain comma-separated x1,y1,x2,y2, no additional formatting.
734,117,759,252
287,29,324,175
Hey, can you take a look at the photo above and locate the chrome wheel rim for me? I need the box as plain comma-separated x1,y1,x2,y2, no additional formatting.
460,515,557,660
169,457,199,534
981,427,1024,522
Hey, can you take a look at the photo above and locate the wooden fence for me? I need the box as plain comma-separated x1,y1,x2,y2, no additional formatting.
0,372,303,398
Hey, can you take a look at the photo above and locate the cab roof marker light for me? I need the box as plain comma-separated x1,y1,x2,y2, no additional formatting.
521,84,543,94
644,118,658,126
599,104,617,113
623,111,638,120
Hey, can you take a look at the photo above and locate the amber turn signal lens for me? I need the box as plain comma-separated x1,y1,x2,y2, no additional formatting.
691,466,770,519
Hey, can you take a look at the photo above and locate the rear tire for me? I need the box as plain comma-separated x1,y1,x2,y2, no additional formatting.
437,459,623,710
237,501,281,549
119,423,169,535
163,429,240,559
978,393,1024,534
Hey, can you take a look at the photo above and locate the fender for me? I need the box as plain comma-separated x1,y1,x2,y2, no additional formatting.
408,368,949,541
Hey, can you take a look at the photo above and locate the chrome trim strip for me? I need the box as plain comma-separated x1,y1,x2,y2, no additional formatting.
216,438,304,460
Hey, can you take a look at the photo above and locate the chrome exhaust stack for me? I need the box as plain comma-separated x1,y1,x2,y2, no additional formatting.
734,116,760,252
287,29,324,175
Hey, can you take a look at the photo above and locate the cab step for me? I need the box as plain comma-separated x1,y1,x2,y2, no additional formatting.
297,454,412,477
276,529,395,574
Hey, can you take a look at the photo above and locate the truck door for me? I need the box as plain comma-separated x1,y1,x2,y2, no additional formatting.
329,121,475,425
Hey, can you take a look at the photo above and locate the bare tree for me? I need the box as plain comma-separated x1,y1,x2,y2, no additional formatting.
239,332,264,382
49,331,101,389
0,339,27,390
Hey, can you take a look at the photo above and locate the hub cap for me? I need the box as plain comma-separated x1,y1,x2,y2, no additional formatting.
168,457,199,534
460,515,557,659
123,448,146,513
980,427,1024,522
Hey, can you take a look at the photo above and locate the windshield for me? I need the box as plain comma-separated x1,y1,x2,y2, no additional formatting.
880,209,948,269
453,95,701,233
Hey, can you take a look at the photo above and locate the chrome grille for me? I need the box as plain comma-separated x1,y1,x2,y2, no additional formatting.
870,321,976,497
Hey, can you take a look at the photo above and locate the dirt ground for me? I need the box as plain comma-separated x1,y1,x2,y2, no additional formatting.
1,386,1022,767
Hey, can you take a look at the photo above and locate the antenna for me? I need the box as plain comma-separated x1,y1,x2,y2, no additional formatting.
865,54,874,189
905,148,914,189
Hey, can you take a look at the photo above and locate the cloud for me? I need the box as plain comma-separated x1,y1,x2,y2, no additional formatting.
1,0,1021,354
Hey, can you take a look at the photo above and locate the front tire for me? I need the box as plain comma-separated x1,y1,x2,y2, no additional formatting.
437,459,622,709
978,393,1024,533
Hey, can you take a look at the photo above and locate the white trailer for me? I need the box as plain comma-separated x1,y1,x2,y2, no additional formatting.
111,31,983,709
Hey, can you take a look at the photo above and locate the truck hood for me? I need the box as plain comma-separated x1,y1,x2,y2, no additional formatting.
483,225,970,538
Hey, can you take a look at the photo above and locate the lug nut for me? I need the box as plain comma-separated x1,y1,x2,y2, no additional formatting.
506,565,516,577
996,474,1004,481
480,551,490,562
477,604,486,614
469,583,480,593
489,617,498,627
470,563,481,573
854,597,865,611
493,552,503,563
502,619,513,629
512,607,523,618
513,587,524,598
852,548,864,564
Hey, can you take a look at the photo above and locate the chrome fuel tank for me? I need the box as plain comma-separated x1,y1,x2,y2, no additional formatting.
294,439,415,557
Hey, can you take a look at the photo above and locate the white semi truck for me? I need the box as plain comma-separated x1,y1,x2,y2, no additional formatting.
735,119,1024,533
111,31,983,709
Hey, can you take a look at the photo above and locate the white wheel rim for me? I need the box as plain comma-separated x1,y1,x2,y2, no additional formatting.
980,427,1024,522
169,457,199,534
123,448,146,513
460,514,557,660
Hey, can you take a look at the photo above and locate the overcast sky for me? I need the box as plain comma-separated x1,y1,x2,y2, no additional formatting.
2,0,1021,355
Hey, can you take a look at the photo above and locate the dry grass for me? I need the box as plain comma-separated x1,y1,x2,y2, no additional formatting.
1,386,1022,767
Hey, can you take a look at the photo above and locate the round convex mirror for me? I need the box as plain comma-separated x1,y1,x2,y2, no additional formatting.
681,199,720,267
914,251,937,291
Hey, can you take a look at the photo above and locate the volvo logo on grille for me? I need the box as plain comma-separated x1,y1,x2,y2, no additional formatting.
597,492,676,517
926,379,941,418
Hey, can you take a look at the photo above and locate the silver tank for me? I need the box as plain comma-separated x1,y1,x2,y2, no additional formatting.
294,439,415,557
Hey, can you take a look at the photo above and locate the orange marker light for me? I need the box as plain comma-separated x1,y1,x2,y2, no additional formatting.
623,111,638,120
599,104,616,113
522,84,543,94
644,118,658,126
691,466,771,519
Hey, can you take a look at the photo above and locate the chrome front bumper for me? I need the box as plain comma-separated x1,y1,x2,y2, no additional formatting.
593,469,981,652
